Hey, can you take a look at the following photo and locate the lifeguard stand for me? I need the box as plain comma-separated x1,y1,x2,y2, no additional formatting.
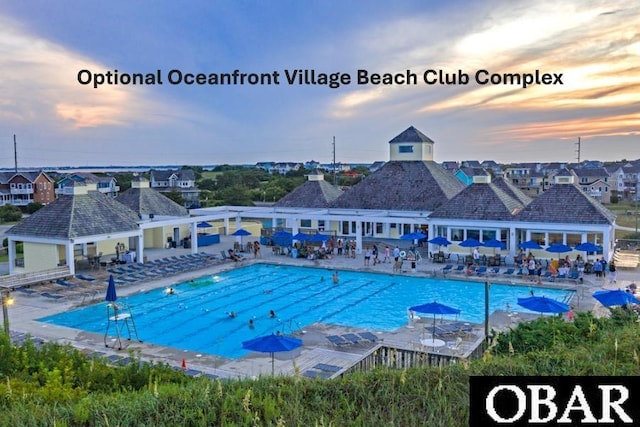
104,303,141,350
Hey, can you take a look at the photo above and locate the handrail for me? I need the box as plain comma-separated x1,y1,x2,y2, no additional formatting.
0,266,71,290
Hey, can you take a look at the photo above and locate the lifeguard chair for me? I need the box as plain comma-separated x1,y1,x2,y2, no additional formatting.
104,302,141,350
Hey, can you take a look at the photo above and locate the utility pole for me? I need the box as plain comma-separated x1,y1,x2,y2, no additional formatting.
13,134,18,173
575,137,581,164
332,136,337,186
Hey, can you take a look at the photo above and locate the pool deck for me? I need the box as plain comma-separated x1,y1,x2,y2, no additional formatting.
5,237,637,379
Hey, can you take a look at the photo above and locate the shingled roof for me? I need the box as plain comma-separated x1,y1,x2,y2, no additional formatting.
491,177,533,206
6,190,140,239
116,187,189,217
428,182,525,220
388,126,435,144
330,161,464,211
274,180,343,208
516,184,615,224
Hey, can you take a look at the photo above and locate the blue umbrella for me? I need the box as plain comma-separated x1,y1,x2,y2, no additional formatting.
401,231,427,241
292,232,311,241
545,243,573,254
428,236,452,246
483,239,506,249
409,301,461,337
232,228,252,236
520,240,542,250
232,228,252,246
517,296,569,314
242,334,303,375
592,289,640,307
105,274,117,303
272,230,293,239
459,238,483,248
197,221,212,228
309,233,331,242
575,242,601,252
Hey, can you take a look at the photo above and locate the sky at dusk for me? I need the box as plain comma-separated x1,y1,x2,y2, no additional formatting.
0,0,639,168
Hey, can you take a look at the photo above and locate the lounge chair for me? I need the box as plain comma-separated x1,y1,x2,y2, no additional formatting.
303,369,332,379
475,267,487,276
442,264,453,274
76,274,96,282
358,331,379,343
326,335,348,346
313,363,342,373
488,267,500,276
342,333,362,344
451,265,465,274
502,268,515,276
41,292,64,299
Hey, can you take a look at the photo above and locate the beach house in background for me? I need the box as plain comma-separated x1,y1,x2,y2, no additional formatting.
0,170,55,206
149,169,200,208
56,172,120,198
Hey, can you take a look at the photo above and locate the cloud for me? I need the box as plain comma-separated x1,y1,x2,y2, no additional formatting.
0,17,163,129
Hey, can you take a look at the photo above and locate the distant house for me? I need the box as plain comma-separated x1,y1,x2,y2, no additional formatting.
440,161,459,171
0,170,55,206
149,169,200,208
480,160,503,178
454,167,489,186
272,162,303,175
368,161,386,172
56,172,120,198
604,164,625,199
569,167,611,203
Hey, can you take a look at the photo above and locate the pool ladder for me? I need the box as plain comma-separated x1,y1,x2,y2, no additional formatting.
280,319,303,335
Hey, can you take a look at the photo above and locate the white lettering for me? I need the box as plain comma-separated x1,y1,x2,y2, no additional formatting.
558,386,597,423
486,385,526,423
599,385,632,423
528,385,557,423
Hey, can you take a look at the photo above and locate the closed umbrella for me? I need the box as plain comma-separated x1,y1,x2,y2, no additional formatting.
517,295,569,315
592,289,640,307
105,274,117,303
242,334,303,375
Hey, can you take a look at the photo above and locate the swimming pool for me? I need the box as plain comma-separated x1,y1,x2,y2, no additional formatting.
38,264,573,359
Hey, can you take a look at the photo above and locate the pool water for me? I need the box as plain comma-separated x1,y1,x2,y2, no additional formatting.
38,264,573,359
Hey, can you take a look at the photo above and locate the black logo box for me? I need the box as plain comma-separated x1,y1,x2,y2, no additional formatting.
470,376,638,426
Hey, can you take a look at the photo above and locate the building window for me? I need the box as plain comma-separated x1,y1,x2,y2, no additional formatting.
376,222,383,234
398,145,414,153
300,219,311,228
318,220,325,231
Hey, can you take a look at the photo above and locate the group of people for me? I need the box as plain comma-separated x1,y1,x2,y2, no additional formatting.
225,309,278,327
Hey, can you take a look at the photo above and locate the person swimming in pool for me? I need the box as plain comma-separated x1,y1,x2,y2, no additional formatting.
269,309,276,318
332,271,339,284
227,311,237,318
248,318,255,328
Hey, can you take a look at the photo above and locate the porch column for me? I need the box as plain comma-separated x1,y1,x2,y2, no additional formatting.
66,242,76,276
137,234,145,262
355,221,363,254
190,223,198,255
8,239,15,275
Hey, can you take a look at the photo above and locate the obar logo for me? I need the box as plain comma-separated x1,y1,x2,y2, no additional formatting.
470,377,637,426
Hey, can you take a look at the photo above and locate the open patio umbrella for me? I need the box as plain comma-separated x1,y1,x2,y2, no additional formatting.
517,296,569,315
409,301,461,341
292,232,311,241
309,233,330,243
197,221,212,228
545,243,573,255
428,236,452,247
483,239,506,254
459,238,483,248
575,242,602,261
272,230,293,239
592,289,640,307
105,274,117,303
520,240,542,250
242,334,303,375
401,231,427,241
232,228,252,246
